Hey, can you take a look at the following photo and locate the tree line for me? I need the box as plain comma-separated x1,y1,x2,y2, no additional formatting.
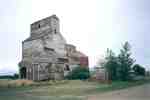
101,42,146,81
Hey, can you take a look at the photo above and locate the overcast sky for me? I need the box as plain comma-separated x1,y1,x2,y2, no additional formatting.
0,0,150,75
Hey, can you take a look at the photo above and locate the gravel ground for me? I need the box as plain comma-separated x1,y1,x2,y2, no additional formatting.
87,83,150,100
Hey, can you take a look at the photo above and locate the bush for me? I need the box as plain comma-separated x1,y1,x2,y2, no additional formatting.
133,64,146,76
66,66,90,80
13,73,19,79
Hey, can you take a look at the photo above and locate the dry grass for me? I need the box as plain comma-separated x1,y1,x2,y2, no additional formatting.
0,79,70,88
0,80,94,100
0,79,35,87
28,80,100,96
8,79,35,86
0,79,149,100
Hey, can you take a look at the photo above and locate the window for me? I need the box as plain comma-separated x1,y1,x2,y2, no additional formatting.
38,24,40,28
65,65,70,71
44,47,54,51
58,58,68,63
54,29,57,34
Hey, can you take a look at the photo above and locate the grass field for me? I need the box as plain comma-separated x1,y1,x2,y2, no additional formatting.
0,79,150,100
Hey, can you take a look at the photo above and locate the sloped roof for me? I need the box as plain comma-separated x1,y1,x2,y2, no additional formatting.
23,32,50,42
69,51,87,58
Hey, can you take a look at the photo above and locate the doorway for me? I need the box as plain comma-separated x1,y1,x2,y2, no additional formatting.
20,67,26,79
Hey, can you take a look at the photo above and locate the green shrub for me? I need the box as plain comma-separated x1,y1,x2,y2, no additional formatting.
66,66,90,80
133,64,146,76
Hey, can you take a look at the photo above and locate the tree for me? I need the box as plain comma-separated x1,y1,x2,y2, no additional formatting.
66,66,90,80
102,48,119,81
133,64,145,76
118,42,135,81
13,73,19,79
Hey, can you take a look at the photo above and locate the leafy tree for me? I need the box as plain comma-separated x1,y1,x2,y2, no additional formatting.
118,42,135,81
66,66,90,80
102,48,119,81
133,64,145,76
13,73,19,79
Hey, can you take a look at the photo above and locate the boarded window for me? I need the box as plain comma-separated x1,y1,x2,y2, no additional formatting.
55,29,57,34
57,58,68,63
65,65,70,71
44,47,54,51
38,24,40,28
